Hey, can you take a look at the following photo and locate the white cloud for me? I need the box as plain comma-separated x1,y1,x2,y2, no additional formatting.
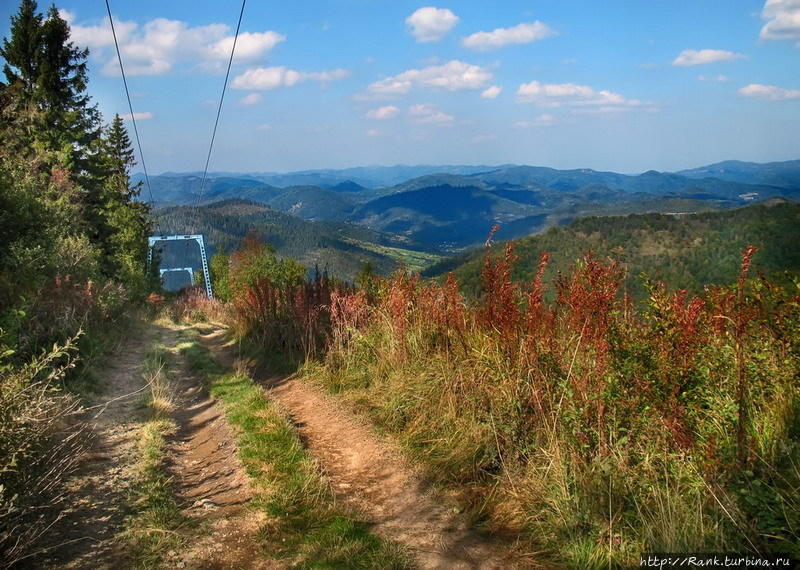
471,134,498,143
760,0,800,44
738,83,800,100
461,21,555,51
405,7,459,43
231,66,351,90
672,49,746,66
365,105,400,119
120,111,154,121
516,81,648,111
211,31,286,61
698,74,729,82
238,93,263,106
256,123,272,131
481,85,502,99
365,60,492,97
409,103,455,125
515,114,559,128
66,14,285,76
366,129,383,137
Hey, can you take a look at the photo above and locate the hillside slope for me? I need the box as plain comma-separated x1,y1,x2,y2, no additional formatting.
425,201,800,301
677,159,800,189
154,199,439,280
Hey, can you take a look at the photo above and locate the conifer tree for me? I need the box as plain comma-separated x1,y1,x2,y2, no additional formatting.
0,0,100,167
0,0,42,102
98,114,151,287
1,1,149,290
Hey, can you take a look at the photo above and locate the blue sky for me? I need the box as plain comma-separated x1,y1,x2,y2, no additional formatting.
2,0,799,174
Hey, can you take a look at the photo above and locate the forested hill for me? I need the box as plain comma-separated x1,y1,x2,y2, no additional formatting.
424,201,800,302
142,161,800,252
155,199,441,279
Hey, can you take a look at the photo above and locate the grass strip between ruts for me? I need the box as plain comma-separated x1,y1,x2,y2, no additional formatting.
126,336,187,568
178,326,411,569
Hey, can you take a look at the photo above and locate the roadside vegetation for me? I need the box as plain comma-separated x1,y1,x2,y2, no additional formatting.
0,1,151,564
204,225,800,567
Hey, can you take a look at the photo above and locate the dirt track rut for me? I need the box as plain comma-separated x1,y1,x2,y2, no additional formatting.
201,327,523,569
23,324,153,568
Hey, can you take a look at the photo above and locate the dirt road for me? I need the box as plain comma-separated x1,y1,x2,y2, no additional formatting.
24,322,527,568
201,327,524,569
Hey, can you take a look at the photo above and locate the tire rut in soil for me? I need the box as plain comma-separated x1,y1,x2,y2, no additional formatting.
19,324,155,569
199,327,526,569
158,326,273,570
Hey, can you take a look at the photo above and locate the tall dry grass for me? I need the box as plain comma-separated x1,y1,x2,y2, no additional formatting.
0,336,86,568
215,234,800,564
300,244,800,565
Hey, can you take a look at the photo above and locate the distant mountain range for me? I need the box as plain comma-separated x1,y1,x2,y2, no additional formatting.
139,160,800,254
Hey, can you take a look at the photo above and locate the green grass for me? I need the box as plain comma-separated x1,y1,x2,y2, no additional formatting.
178,327,412,569
347,239,443,273
298,263,800,566
125,336,187,568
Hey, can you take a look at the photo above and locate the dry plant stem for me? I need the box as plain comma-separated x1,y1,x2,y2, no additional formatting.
550,319,588,440
735,245,756,468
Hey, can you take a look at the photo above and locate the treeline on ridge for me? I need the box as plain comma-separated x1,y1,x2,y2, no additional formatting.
425,201,800,303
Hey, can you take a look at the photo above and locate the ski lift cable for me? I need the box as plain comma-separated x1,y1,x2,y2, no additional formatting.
106,0,246,297
197,0,248,207
187,0,246,268
104,0,160,234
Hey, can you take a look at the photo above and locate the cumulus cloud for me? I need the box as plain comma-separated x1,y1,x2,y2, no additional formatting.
760,0,800,44
238,93,263,106
120,111,154,121
405,7,459,43
738,83,800,100
365,60,492,97
409,103,455,125
365,105,400,119
212,31,286,61
481,85,502,99
461,21,555,51
672,49,746,66
65,12,284,76
231,66,350,90
516,81,649,112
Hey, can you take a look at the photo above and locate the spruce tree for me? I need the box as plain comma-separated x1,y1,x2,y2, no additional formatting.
98,114,151,287
0,1,100,168
1,1,149,289
102,114,139,200
0,0,43,102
